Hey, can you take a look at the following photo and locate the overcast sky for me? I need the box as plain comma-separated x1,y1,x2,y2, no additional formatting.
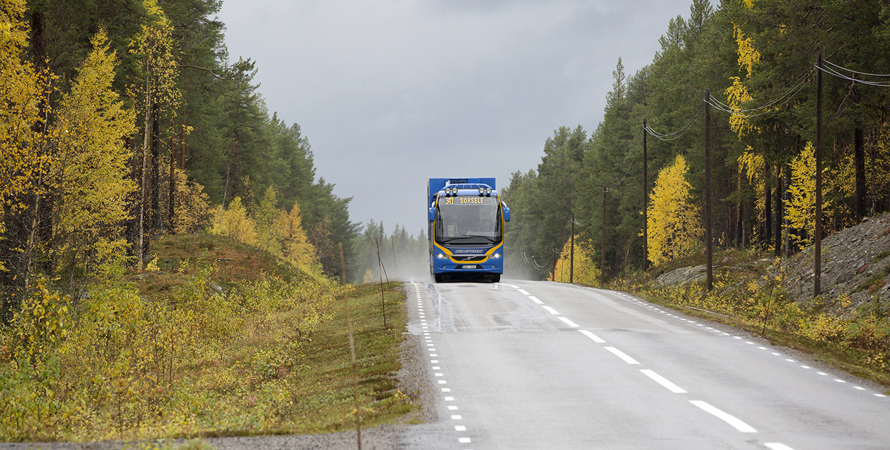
216,0,702,236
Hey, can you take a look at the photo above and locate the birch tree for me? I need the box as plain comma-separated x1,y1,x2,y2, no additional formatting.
647,155,704,266
0,0,52,317
129,0,180,270
48,29,136,278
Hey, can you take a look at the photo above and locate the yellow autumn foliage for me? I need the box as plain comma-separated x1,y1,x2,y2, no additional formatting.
209,197,257,245
272,200,317,269
549,236,598,286
647,155,704,266
738,150,767,235
0,0,52,269
210,190,316,271
170,167,210,234
48,29,136,273
784,142,831,247
833,125,890,220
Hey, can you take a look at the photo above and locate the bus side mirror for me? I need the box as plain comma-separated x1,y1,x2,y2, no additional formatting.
429,208,436,222
503,206,511,222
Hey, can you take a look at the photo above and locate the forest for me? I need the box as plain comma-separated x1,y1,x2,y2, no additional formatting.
503,0,890,283
0,0,366,322
0,0,429,437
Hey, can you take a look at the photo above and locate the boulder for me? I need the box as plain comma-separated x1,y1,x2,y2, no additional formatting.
656,265,707,287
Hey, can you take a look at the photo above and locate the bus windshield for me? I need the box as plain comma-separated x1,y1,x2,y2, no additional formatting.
435,195,501,245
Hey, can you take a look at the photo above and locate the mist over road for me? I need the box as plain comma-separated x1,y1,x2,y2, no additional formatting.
400,279,890,449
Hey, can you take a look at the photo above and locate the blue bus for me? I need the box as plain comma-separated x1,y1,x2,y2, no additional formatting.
428,178,510,283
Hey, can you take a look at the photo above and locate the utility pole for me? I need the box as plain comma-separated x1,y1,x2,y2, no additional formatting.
642,120,648,270
815,52,823,296
704,89,713,292
601,187,607,285
570,213,574,284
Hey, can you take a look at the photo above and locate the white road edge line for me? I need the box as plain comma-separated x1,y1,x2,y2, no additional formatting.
579,330,606,343
640,369,687,393
604,347,640,365
689,400,757,433
517,289,530,295
558,317,580,328
528,296,544,305
764,443,795,450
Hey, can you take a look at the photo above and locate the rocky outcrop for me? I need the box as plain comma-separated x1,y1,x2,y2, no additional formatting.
782,213,890,312
655,265,708,287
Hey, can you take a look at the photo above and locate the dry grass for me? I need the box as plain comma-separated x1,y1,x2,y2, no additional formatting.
0,234,415,441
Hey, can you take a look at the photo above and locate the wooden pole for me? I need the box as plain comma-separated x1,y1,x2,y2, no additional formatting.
815,52,823,296
339,242,346,285
704,89,713,291
375,237,388,329
643,120,648,270
601,187,607,285
570,213,574,284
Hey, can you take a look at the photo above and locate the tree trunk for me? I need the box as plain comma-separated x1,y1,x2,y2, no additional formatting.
150,102,160,232
736,165,743,247
854,127,865,220
180,120,186,170
764,161,772,249
138,79,151,271
775,165,783,257
168,135,175,233
853,79,866,221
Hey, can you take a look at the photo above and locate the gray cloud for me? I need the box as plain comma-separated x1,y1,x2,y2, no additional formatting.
218,0,700,236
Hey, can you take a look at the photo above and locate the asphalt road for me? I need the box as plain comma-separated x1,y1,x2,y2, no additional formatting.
399,279,890,450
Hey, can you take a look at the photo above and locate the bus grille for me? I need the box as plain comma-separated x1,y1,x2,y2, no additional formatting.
452,255,486,262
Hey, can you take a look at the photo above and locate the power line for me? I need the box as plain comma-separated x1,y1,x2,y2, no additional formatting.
706,67,814,117
642,103,704,141
817,60,890,87
824,59,890,78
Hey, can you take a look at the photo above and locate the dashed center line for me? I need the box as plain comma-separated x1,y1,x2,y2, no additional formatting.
640,369,687,394
541,305,559,315
579,330,606,343
690,400,757,433
765,443,796,450
604,346,640,365
415,282,876,449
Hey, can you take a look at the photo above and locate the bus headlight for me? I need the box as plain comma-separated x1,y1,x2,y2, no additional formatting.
492,253,501,259
436,253,447,260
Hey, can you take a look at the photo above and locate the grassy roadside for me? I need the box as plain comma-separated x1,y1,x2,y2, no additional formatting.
0,233,416,442
607,249,890,392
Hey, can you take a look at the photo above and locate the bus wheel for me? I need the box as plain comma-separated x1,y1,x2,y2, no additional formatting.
491,275,500,283
434,274,443,283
